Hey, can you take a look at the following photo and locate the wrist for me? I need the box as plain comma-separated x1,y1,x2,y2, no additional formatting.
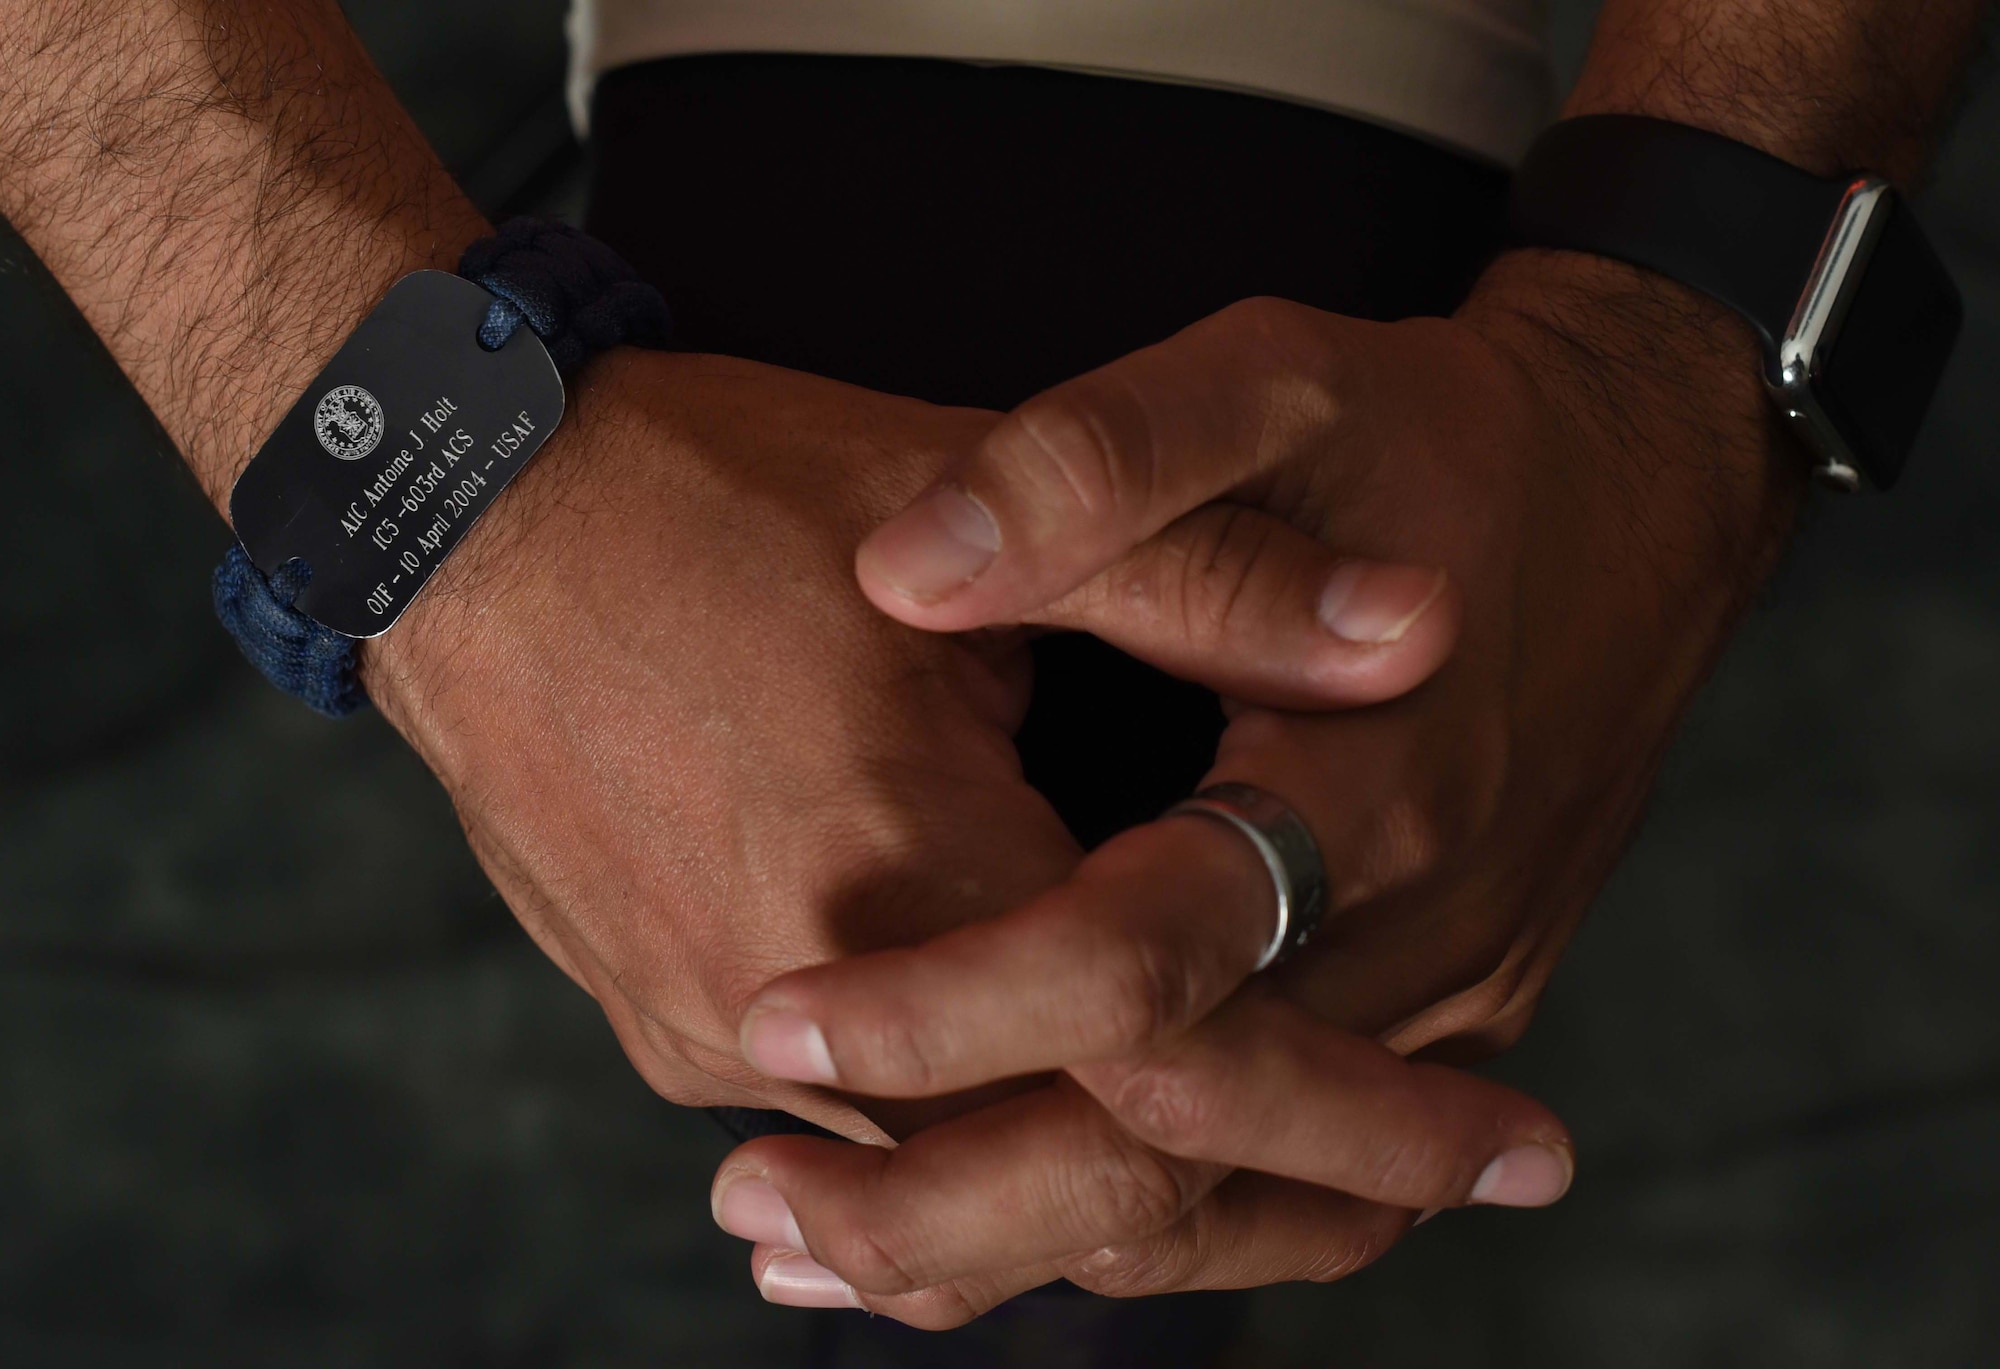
353,347,655,754
1562,2,1988,189
214,217,674,726
1437,249,1807,784
1459,247,1805,576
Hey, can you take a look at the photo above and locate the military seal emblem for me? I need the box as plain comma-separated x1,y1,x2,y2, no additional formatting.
313,384,386,461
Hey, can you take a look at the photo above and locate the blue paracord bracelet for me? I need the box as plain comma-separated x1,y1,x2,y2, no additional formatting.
211,219,671,718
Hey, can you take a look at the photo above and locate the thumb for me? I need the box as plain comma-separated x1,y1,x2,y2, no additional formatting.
856,298,1375,632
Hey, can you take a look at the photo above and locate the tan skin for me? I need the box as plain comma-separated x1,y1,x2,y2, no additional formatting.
370,346,1484,1138
4,0,1986,1332
710,260,1771,1322
0,0,1558,1282
711,0,1992,1326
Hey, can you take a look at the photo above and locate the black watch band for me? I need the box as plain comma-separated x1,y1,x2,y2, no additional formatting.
1509,114,1962,492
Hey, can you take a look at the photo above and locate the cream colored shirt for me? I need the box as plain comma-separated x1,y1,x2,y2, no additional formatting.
567,0,1552,166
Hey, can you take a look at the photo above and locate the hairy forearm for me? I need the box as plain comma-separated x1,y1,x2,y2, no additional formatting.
0,0,486,508
1569,0,1990,183
1467,0,1986,569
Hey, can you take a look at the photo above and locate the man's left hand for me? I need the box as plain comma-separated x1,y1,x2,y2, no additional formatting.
710,248,1804,1320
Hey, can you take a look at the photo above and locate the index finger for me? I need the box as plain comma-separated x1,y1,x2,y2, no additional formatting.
736,813,1278,1098
719,1002,1570,1298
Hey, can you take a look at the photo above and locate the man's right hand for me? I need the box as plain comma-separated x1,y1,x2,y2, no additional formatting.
354,348,1056,1136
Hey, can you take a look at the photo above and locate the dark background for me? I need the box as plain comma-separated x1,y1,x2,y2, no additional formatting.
2,3,1997,1364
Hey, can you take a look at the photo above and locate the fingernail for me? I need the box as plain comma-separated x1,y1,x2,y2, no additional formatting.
1413,1206,1443,1227
741,1008,839,1084
861,483,1001,604
758,1251,862,1309
713,1176,806,1249
1317,563,1447,644
1469,1144,1574,1207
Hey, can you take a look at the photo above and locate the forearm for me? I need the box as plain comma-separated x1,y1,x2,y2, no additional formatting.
1568,0,1990,183
0,0,487,509
1464,0,1986,588
1493,0,1990,374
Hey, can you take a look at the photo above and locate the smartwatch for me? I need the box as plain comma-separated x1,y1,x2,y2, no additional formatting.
1509,114,1963,492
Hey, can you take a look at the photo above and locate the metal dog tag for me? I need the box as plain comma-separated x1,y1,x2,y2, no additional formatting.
228,270,566,638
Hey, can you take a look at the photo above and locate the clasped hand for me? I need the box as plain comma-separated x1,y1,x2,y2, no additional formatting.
367,254,1787,1328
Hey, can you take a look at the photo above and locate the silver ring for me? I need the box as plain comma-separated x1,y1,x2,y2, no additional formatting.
1164,782,1328,971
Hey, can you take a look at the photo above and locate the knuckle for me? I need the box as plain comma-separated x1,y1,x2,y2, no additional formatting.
1065,1232,1199,1300
1447,933,1534,1022
1170,506,1280,646
870,1283,987,1331
1003,384,1141,522
597,1001,734,1106
1355,1133,1458,1204
1459,957,1529,1019
1215,295,1319,351
845,989,943,1095
1097,932,1197,1054
1094,506,1273,654
612,1038,708,1106
1349,795,1452,897
1218,296,1344,434
1432,959,1544,1058
1098,1058,1220,1157
1303,1225,1393,1284
1390,936,1550,1062
1060,1130,1201,1241
820,1216,929,1298
1469,1004,1536,1054
1442,709,1514,844
1347,712,1510,899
